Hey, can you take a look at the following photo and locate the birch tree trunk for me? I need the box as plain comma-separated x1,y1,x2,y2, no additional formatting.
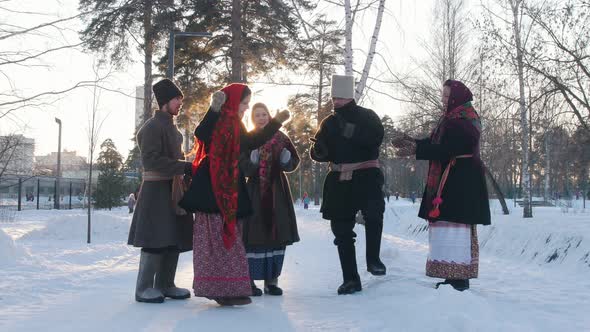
510,0,532,218
544,131,551,202
344,0,354,76
355,0,386,100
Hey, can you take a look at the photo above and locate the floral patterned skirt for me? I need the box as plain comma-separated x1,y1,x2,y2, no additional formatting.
193,212,252,297
426,221,479,280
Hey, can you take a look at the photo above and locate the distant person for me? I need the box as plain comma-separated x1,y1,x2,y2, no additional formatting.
410,192,416,204
395,192,399,200
127,192,136,214
303,192,311,209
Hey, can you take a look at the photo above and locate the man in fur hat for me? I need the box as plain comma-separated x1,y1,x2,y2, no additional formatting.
310,75,386,295
128,78,194,303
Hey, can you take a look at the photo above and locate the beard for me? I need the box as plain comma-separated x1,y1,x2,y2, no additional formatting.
164,104,180,115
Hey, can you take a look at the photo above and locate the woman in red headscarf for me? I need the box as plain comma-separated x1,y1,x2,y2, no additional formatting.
179,84,290,306
392,80,491,292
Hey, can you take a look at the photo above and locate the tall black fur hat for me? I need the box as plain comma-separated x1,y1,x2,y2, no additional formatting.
153,79,184,109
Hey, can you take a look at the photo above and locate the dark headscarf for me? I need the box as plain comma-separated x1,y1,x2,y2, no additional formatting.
425,79,480,220
443,80,473,112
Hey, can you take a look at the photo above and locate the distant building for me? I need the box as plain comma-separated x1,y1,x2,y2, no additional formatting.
34,150,87,176
62,169,100,181
0,135,35,176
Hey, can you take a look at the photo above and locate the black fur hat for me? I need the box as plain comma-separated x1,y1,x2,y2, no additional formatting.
153,79,184,109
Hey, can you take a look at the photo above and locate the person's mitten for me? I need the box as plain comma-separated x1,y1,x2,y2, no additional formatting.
250,149,260,164
210,91,226,112
280,148,291,165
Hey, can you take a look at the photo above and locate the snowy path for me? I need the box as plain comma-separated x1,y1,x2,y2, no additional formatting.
0,204,589,332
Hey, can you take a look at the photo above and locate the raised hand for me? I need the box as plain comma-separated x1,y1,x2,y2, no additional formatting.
274,109,290,123
210,91,226,112
310,137,328,159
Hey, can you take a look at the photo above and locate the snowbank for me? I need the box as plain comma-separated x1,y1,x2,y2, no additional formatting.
20,208,131,243
385,200,590,269
0,228,28,266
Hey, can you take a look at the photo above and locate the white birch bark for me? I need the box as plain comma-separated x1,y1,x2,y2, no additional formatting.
510,0,533,217
344,0,354,76
355,0,386,100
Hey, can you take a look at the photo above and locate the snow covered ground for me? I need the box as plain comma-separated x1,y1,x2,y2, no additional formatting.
0,201,589,332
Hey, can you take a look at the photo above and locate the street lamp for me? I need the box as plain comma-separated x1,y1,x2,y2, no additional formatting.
166,31,213,79
55,117,62,210
167,31,212,153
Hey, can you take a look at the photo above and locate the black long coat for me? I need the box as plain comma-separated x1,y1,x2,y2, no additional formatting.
310,101,385,220
178,109,282,218
415,117,491,226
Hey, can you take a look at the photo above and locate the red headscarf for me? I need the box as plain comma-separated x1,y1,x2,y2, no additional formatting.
192,83,248,249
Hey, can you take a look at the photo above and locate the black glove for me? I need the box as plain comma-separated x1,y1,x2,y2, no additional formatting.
310,137,328,159
184,162,193,176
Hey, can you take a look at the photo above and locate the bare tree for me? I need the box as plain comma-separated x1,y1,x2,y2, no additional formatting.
0,133,30,178
524,0,590,133
508,0,533,217
383,0,472,130
355,0,386,100
331,0,386,100
344,0,354,75
0,1,110,120
85,62,111,244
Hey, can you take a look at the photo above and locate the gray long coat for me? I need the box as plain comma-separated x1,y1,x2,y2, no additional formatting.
127,111,193,251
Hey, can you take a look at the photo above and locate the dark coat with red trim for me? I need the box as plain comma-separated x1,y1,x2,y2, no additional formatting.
415,118,491,226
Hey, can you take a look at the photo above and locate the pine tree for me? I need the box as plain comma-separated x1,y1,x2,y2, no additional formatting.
94,139,126,210
79,0,181,126
283,93,318,199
